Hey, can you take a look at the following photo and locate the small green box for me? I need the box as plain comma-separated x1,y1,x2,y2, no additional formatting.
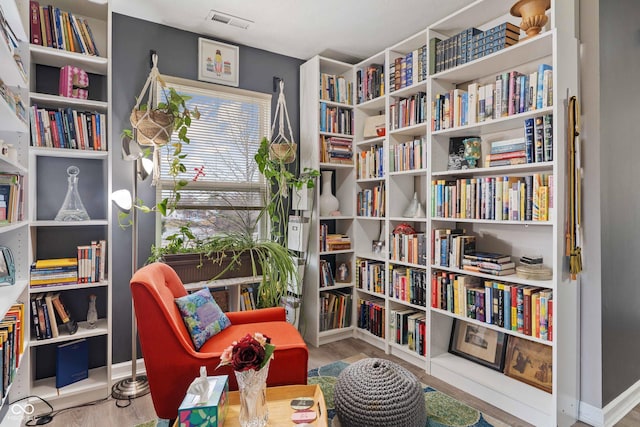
178,375,229,427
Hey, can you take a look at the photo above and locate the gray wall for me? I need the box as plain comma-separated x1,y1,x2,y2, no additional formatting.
112,13,303,363
598,0,640,405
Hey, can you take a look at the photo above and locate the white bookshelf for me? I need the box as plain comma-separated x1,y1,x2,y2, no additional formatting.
300,1,579,425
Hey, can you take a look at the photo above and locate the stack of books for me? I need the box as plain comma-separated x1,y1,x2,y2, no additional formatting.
320,135,353,164
30,292,78,340
325,234,351,251
485,138,526,167
77,240,106,283
30,257,78,288
461,251,515,276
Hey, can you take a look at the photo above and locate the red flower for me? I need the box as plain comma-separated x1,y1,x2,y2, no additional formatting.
218,332,275,372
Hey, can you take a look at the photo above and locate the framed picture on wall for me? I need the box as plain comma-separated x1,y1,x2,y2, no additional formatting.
503,336,553,393
198,38,239,86
448,319,508,371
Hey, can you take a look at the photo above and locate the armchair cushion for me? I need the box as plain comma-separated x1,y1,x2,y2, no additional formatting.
175,287,231,350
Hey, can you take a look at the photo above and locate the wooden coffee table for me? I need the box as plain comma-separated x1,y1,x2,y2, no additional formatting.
174,384,328,426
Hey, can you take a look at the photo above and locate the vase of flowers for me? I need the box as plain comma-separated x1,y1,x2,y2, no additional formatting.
218,333,275,427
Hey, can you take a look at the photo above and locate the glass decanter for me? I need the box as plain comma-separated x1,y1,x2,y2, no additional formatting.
55,166,90,221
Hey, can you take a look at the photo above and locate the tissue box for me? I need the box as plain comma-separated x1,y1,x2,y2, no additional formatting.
178,375,229,427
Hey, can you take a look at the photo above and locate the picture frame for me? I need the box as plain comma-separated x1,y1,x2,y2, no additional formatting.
503,336,553,393
198,38,239,87
448,319,508,371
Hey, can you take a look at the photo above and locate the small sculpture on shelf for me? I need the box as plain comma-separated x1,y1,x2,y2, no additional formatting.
402,192,426,218
86,294,98,329
462,137,482,169
337,262,350,282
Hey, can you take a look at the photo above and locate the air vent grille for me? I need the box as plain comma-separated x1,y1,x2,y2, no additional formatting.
206,10,253,30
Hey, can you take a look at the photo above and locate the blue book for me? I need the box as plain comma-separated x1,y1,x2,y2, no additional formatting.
56,339,88,388
536,64,552,109
524,118,535,163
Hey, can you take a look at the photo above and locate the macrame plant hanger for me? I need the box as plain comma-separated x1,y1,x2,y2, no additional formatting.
130,53,173,185
270,79,297,165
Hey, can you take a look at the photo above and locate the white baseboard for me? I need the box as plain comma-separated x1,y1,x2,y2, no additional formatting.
111,358,147,382
579,379,640,427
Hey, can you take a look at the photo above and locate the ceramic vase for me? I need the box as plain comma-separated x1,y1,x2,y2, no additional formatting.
235,360,270,427
319,170,339,216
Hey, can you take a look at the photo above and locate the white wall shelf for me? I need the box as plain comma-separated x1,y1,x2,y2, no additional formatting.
29,45,108,75
29,93,108,111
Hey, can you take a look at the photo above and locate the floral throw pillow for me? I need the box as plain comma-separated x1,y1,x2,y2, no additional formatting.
175,288,231,350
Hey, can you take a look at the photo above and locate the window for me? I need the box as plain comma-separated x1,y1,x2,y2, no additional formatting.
156,76,271,244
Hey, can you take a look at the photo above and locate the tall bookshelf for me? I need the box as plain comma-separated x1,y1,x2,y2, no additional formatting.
300,56,356,347
0,0,30,423
300,1,579,425
2,0,113,417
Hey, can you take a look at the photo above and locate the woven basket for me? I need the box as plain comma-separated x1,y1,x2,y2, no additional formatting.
269,142,297,164
130,109,174,147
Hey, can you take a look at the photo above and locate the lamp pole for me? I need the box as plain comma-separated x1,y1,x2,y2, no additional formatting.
112,143,150,400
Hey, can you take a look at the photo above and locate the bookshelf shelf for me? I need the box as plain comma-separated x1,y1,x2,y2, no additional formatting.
389,168,428,177
31,366,108,400
0,95,28,132
389,122,427,136
318,162,353,170
355,95,385,112
29,45,108,75
388,297,427,311
29,319,108,347
389,216,427,223
432,161,553,177
28,280,109,293
355,136,385,148
431,265,554,289
30,220,108,227
29,92,108,111
355,287,385,299
0,279,27,320
0,220,28,234
30,147,108,158
319,282,354,292
0,36,27,87
389,80,427,98
0,0,27,41
431,217,553,226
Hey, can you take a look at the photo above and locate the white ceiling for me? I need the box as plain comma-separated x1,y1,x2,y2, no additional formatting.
111,0,475,62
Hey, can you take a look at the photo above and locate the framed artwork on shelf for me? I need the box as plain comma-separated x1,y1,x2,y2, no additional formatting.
198,38,239,86
448,319,508,371
503,336,553,393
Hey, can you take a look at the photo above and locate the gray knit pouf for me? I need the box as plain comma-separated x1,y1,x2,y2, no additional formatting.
333,358,426,427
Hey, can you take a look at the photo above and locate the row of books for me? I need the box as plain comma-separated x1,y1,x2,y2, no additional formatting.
30,292,78,340
389,232,427,266
432,64,553,131
319,259,336,288
319,227,351,252
355,64,384,104
319,289,351,332
1,303,24,398
319,135,353,165
389,91,427,131
389,136,426,173
389,46,427,92
432,271,553,341
356,144,384,179
319,73,351,105
0,81,27,124
29,106,107,150
357,298,384,338
239,286,257,311
319,102,353,135
0,5,27,83
389,308,426,356
0,173,25,224
29,2,100,56
355,259,384,294
432,173,553,222
432,22,519,74
30,242,106,288
389,266,428,307
432,228,476,270
356,182,385,217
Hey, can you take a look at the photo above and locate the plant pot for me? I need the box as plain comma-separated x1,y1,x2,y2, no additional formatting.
130,109,175,146
510,0,550,39
162,251,262,284
269,142,297,164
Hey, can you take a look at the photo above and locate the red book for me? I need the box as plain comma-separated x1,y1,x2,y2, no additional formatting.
42,6,54,48
29,1,41,45
548,298,553,341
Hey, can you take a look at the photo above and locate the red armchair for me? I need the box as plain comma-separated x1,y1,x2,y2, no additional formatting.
130,262,309,420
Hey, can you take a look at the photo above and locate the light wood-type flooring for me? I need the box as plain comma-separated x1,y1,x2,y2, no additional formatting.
23,337,638,427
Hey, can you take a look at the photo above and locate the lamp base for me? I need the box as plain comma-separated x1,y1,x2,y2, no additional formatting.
111,375,150,400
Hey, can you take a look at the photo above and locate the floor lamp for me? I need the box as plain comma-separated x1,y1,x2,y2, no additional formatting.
111,137,153,400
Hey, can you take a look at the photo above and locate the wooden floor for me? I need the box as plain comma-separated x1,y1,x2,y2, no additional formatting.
30,337,637,427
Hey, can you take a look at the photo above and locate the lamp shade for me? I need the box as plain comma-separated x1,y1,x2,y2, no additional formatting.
112,189,133,211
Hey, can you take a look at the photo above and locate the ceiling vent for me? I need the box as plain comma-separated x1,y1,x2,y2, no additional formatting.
206,10,253,29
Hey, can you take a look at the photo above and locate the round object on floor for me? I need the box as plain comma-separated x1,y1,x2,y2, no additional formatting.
334,358,426,427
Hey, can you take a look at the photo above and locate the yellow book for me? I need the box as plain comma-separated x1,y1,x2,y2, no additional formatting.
35,258,78,268
539,185,549,221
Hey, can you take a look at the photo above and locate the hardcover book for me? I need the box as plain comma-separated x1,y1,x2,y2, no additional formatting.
56,338,88,388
